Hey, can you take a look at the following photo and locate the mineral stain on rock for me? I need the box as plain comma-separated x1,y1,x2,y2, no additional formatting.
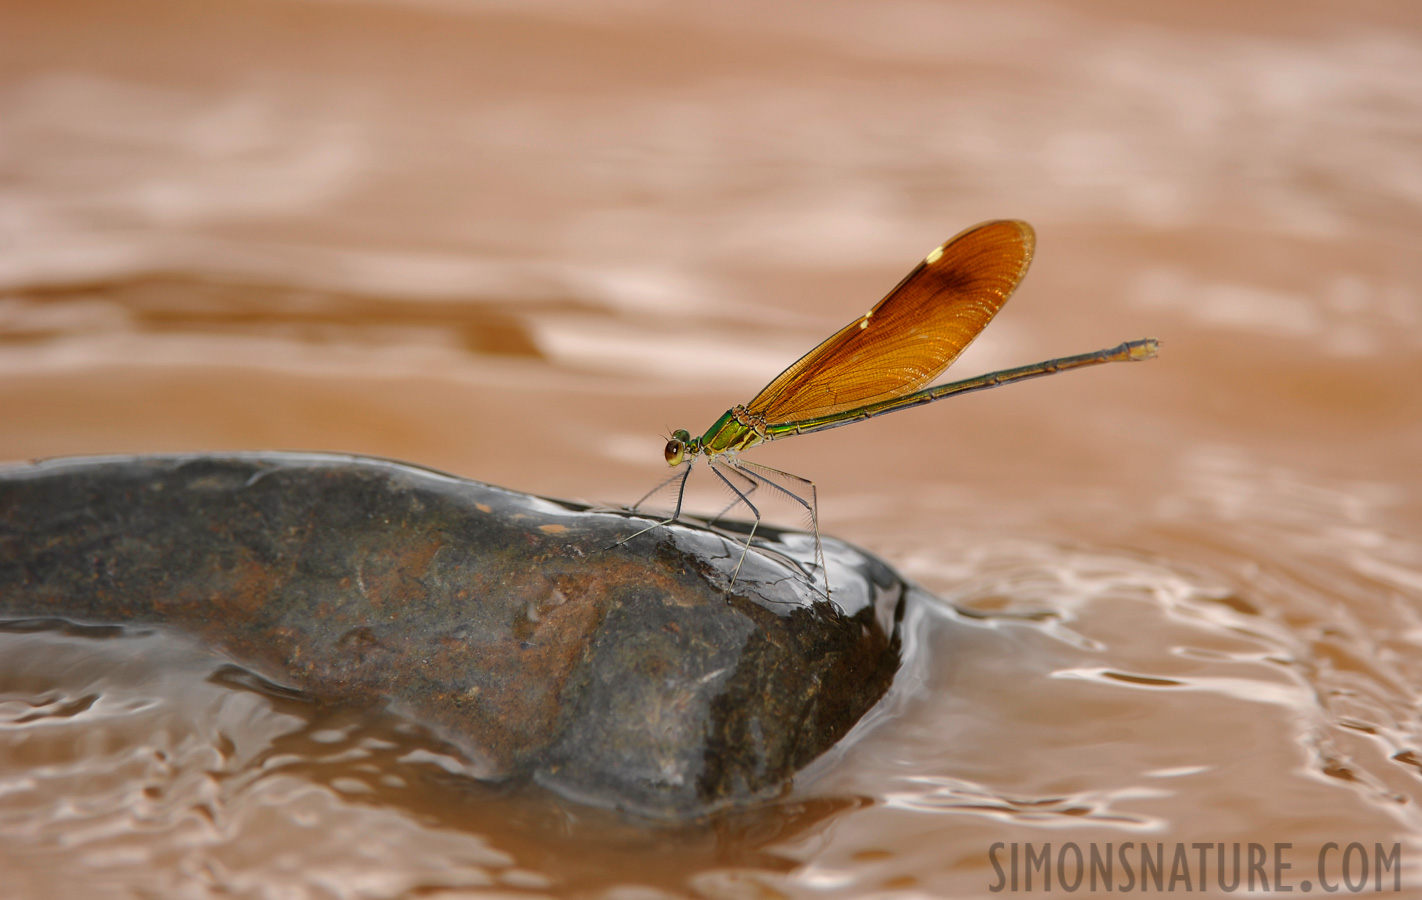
0,453,905,818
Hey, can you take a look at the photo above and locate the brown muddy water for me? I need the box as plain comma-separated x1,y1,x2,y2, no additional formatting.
3,1,1422,897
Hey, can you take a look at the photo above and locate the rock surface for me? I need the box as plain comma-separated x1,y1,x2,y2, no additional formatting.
0,453,904,818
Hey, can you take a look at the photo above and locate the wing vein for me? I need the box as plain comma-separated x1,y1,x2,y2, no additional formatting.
745,220,1036,423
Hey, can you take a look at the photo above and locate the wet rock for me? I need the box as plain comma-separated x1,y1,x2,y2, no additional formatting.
0,453,904,818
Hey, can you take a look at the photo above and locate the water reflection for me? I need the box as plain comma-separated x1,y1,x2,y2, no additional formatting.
0,624,873,898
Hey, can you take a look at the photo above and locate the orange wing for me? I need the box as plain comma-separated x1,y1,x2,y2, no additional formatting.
745,220,1036,423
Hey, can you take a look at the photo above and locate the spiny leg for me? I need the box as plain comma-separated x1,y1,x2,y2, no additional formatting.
722,458,827,596
630,466,690,513
706,463,760,526
708,458,762,588
696,464,816,588
616,459,695,547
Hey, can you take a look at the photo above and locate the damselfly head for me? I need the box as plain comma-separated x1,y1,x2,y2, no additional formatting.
665,429,693,466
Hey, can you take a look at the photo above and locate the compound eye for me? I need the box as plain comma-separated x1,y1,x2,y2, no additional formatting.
664,438,685,467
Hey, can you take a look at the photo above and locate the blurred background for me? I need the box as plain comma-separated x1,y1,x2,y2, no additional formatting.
3,0,1421,897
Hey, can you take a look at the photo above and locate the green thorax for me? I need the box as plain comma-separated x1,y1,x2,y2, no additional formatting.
698,406,767,456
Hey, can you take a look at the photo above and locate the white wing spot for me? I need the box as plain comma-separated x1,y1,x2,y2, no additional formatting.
859,310,872,330
925,245,945,264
